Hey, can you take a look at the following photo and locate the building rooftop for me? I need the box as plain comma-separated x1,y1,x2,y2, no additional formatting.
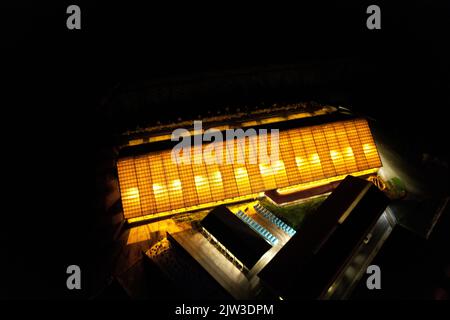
118,110,352,157
258,176,390,299
201,205,271,268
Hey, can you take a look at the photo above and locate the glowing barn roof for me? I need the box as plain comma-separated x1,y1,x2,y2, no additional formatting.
117,117,381,221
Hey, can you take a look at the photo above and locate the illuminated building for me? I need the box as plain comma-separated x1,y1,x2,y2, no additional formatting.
258,175,393,300
200,205,272,269
117,115,382,222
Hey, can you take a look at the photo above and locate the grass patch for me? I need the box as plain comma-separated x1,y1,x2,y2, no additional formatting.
259,195,327,230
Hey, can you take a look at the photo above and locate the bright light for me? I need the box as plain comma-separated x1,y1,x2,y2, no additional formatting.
295,156,305,168
194,175,206,187
152,184,163,193
310,153,321,165
330,150,339,161
363,143,374,157
277,168,380,195
171,179,182,190
118,118,382,220
272,160,285,173
235,167,247,177
124,187,139,200
345,147,354,158
259,163,272,176
211,171,222,183
234,167,252,194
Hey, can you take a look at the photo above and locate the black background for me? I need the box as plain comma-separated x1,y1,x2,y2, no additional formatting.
2,1,449,302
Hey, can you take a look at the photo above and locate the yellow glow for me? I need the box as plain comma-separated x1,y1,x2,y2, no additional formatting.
118,118,382,221
234,167,252,195
126,219,184,245
277,168,379,195
127,193,260,224
129,139,143,146
152,182,170,211
271,159,288,185
235,167,247,176
363,143,375,156
295,156,305,168
152,184,163,193
345,147,354,158
272,160,285,173
171,179,182,190
194,174,212,203
261,117,285,124
148,134,173,143
259,163,272,176
211,171,222,183
330,150,339,161
314,109,327,115
310,153,321,165
259,163,277,190
309,153,323,179
287,113,310,120
194,176,205,187
329,149,345,175
213,125,230,131
241,120,258,127
124,187,139,200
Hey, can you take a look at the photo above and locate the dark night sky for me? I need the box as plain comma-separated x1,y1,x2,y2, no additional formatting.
2,2,449,299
